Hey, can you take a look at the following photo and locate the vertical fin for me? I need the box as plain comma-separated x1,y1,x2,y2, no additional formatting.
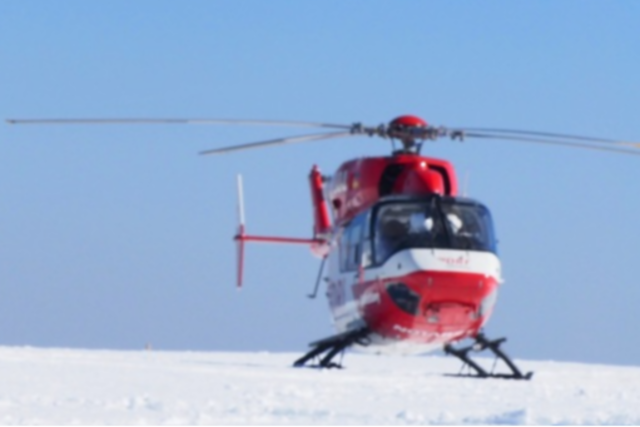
309,165,331,238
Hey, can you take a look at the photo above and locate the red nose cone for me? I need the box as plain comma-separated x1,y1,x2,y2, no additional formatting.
389,115,428,128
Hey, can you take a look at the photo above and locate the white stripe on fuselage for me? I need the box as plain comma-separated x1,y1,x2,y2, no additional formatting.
376,248,502,282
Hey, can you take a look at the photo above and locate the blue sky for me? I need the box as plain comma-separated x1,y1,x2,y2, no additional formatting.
1,1,639,366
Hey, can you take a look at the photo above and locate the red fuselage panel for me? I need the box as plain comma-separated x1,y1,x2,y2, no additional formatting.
327,155,458,225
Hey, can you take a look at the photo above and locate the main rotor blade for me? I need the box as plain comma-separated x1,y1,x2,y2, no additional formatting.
464,132,640,156
199,131,354,156
5,118,352,130
460,127,639,148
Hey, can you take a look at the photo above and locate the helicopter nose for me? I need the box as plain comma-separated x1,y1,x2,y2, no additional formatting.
381,271,499,330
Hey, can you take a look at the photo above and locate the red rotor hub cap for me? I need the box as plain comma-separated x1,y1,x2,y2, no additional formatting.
389,115,428,128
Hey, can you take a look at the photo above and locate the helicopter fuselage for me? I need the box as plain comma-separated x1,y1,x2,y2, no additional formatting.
320,154,502,353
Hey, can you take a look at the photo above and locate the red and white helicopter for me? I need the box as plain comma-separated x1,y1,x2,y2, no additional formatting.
8,115,640,379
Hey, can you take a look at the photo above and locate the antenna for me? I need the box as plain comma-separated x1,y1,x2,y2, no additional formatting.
463,171,470,197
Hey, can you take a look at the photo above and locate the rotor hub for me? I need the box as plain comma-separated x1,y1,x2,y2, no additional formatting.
388,115,429,153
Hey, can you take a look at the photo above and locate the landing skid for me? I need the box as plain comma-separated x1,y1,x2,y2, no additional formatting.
293,328,370,369
444,333,533,380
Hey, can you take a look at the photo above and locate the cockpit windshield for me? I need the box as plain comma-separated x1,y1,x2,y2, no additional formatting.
373,197,496,263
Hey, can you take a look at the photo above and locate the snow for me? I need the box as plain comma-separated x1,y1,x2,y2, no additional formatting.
0,346,639,425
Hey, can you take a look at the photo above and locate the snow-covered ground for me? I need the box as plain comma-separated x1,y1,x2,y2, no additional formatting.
0,346,639,425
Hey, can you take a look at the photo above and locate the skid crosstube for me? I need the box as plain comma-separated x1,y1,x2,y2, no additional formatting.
444,333,533,380
293,327,370,369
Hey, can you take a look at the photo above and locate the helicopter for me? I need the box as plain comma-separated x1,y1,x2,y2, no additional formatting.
7,115,640,379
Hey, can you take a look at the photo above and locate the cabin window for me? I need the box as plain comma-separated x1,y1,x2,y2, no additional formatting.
339,211,371,272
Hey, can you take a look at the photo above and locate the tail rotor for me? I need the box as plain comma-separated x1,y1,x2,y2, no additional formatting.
235,174,246,289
